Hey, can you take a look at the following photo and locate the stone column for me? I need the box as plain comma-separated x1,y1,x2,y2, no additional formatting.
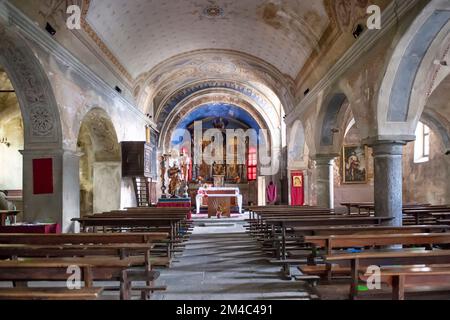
371,141,406,227
21,148,81,233
314,155,337,209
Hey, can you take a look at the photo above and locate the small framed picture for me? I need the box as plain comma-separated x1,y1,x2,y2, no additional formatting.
342,145,368,184
293,175,303,188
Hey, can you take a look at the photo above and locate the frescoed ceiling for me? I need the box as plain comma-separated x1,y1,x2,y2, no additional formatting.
84,0,330,79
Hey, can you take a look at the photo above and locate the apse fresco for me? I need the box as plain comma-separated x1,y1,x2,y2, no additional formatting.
169,103,266,185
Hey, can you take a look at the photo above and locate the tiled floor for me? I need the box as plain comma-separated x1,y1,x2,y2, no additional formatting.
152,219,314,300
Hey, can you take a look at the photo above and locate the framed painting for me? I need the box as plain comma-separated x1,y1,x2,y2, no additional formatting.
342,145,368,184
293,175,303,188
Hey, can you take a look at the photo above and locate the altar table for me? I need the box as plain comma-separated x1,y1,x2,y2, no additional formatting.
196,187,243,214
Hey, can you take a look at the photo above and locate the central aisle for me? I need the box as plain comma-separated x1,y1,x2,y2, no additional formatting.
154,219,314,300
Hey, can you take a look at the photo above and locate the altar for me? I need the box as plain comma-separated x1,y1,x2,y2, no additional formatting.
196,187,243,215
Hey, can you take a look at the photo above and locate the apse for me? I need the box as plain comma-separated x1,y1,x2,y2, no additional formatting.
170,103,264,148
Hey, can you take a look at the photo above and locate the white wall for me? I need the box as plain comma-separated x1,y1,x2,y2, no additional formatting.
0,115,23,190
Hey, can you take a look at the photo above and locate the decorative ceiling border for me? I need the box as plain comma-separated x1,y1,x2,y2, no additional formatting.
285,0,421,125
81,0,133,82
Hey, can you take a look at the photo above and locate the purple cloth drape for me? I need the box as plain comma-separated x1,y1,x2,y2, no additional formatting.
266,183,277,204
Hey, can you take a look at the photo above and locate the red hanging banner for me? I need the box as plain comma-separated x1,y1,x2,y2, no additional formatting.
291,171,304,206
33,158,54,195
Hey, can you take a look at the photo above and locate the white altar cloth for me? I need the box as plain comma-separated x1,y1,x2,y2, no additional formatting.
196,187,243,214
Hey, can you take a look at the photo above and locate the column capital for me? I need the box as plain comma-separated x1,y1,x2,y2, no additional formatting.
367,140,407,157
311,154,339,165
19,148,82,158
362,135,415,145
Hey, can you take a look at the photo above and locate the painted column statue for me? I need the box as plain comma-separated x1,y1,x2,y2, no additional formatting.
180,153,191,198
168,163,182,198
160,154,170,198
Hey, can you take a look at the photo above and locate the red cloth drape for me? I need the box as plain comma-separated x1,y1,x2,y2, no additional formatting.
33,158,53,195
291,171,305,206
0,224,61,234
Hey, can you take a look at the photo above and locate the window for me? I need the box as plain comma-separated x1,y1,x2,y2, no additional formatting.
247,147,257,181
414,122,431,163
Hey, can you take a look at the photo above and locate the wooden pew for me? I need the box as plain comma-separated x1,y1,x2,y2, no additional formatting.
0,257,149,300
247,206,334,221
403,206,450,225
291,225,450,236
276,225,443,273
0,288,104,300
360,265,450,300
72,217,185,257
269,225,450,276
0,233,170,268
247,208,340,237
255,216,392,277
326,249,450,300
0,259,102,300
0,233,170,300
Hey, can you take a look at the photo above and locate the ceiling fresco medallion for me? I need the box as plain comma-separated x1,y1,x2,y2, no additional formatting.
203,4,224,18
194,1,234,21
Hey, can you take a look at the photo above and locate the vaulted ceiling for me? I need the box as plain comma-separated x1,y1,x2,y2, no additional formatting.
84,0,330,80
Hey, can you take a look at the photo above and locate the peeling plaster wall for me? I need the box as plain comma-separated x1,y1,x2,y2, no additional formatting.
93,162,121,213
23,38,148,214
334,125,374,212
403,130,450,205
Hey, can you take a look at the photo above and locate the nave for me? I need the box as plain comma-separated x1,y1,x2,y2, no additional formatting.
153,218,314,301
0,0,450,303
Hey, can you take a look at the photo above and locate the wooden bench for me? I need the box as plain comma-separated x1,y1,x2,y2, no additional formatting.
255,216,392,277
326,248,450,299
0,233,169,271
360,265,450,300
0,287,104,300
270,226,450,277
302,233,450,281
403,206,450,225
0,257,150,300
72,217,182,257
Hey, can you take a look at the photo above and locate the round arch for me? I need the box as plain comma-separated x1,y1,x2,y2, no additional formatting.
77,107,121,216
288,120,306,165
377,0,450,138
0,25,62,149
159,90,278,153
315,92,351,155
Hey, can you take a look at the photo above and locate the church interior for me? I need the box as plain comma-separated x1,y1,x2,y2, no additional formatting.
0,0,450,302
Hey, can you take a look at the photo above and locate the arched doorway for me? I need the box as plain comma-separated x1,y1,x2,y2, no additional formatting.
0,25,65,227
77,108,121,216
0,66,24,212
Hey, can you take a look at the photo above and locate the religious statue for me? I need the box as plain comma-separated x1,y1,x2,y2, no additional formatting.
160,155,169,198
212,161,225,176
168,163,182,198
227,163,238,180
